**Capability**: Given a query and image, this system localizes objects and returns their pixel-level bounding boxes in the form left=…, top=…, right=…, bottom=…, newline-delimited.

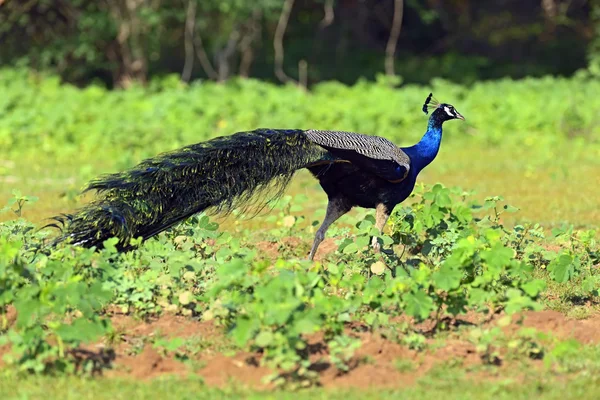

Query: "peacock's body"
left=48, top=94, right=464, bottom=259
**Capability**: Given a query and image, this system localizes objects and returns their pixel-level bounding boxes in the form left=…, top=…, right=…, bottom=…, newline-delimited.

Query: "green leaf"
left=55, top=318, right=108, bottom=343
left=342, top=243, right=358, bottom=254
left=549, top=339, right=582, bottom=361
left=231, top=317, right=259, bottom=347
left=195, top=215, right=207, bottom=228
left=254, top=330, right=274, bottom=347
left=547, top=254, right=575, bottom=283
left=205, top=221, right=219, bottom=231
left=453, top=205, right=473, bottom=223
left=156, top=337, right=185, bottom=353
left=582, top=276, right=600, bottom=294
left=357, top=219, right=373, bottom=230
left=327, top=263, right=340, bottom=275
left=504, top=288, right=541, bottom=314
left=178, top=291, right=194, bottom=305
left=370, top=261, right=386, bottom=275
left=381, top=235, right=394, bottom=245
left=368, top=227, right=381, bottom=236
left=403, top=290, right=435, bottom=320
left=521, top=279, right=546, bottom=297
left=432, top=264, right=462, bottom=291
left=481, top=244, right=514, bottom=270
left=411, top=266, right=431, bottom=285
left=289, top=204, right=304, bottom=212
left=293, top=317, right=320, bottom=334
left=468, top=288, right=491, bottom=305
left=355, top=235, right=370, bottom=248
left=435, top=191, right=452, bottom=208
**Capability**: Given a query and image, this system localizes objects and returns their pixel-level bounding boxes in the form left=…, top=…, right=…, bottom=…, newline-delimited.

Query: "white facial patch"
left=443, top=106, right=454, bottom=117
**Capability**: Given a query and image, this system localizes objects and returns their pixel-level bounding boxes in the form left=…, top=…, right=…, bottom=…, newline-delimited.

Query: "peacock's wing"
left=304, top=129, right=410, bottom=183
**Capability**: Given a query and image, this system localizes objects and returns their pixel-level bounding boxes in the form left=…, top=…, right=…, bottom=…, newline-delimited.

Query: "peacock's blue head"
left=422, top=93, right=465, bottom=123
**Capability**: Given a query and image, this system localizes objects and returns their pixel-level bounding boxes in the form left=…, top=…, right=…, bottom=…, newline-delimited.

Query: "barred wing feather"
left=305, top=129, right=410, bottom=182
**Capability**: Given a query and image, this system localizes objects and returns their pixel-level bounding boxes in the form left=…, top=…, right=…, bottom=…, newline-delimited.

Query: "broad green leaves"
left=423, top=183, right=452, bottom=208
left=206, top=256, right=358, bottom=383
left=548, top=254, right=577, bottom=283
left=432, top=263, right=462, bottom=291
left=1, top=240, right=112, bottom=372
left=403, top=290, right=435, bottom=320
left=0, top=181, right=598, bottom=382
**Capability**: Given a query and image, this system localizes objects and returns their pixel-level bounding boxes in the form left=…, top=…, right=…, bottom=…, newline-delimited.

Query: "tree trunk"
left=105, top=0, right=148, bottom=87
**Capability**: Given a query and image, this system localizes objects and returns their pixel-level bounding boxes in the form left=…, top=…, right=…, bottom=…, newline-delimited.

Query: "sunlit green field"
left=4, top=141, right=600, bottom=231
left=1, top=70, right=600, bottom=398
left=3, top=372, right=600, bottom=400
left=2, top=69, right=600, bottom=229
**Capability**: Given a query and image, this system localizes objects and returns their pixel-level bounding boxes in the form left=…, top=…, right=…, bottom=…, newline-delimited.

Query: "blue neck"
left=402, top=117, right=443, bottom=173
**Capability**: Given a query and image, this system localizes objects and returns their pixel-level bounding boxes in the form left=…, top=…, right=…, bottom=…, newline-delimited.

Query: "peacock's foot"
left=371, top=236, right=381, bottom=253
left=371, top=237, right=395, bottom=256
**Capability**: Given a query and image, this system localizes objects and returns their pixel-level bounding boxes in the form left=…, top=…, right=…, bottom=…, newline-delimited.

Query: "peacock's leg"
left=371, top=203, right=390, bottom=253
left=308, top=198, right=350, bottom=261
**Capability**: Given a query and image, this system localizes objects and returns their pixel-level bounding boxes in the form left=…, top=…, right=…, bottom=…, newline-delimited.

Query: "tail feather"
left=47, top=129, right=327, bottom=250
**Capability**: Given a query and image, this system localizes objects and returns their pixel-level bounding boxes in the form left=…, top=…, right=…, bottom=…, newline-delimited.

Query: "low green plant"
left=1, top=190, right=38, bottom=218
left=0, top=239, right=112, bottom=373
left=0, top=182, right=597, bottom=386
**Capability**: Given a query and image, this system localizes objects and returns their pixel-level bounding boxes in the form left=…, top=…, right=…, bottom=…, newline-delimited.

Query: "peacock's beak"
left=456, top=112, right=465, bottom=121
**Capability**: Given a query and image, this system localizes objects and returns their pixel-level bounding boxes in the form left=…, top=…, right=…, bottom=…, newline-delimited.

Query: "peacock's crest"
left=422, top=92, right=440, bottom=115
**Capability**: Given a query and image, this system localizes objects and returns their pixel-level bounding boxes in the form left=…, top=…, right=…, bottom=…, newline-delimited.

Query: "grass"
left=2, top=132, right=600, bottom=396
left=2, top=368, right=600, bottom=400
left=3, top=140, right=600, bottom=231
left=2, top=72, right=600, bottom=397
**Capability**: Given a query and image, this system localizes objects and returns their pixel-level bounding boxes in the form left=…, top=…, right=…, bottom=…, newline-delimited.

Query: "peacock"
left=47, top=93, right=464, bottom=259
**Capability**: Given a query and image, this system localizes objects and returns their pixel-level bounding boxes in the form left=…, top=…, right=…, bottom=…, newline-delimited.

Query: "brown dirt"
left=255, top=241, right=281, bottom=260
left=3, top=296, right=600, bottom=389
left=113, top=346, right=188, bottom=380
left=109, top=312, right=217, bottom=339
left=317, top=332, right=420, bottom=388
left=255, top=237, right=338, bottom=261
left=313, top=238, right=339, bottom=261
left=514, top=310, right=600, bottom=344
left=0, top=306, right=18, bottom=369
left=196, top=353, right=273, bottom=389
left=102, top=313, right=275, bottom=387
left=90, top=310, right=600, bottom=388
left=2, top=306, right=600, bottom=388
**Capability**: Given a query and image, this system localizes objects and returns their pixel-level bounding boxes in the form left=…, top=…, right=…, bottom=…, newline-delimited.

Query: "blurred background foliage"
left=2, top=0, right=600, bottom=228
left=0, top=0, right=598, bottom=88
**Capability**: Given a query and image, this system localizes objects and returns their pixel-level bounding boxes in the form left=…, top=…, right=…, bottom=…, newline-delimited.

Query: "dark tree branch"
left=274, top=0, right=296, bottom=84
left=181, top=0, right=196, bottom=82
left=299, top=59, right=307, bottom=88
left=385, top=0, right=404, bottom=77
left=310, top=0, right=335, bottom=78
left=319, top=0, right=335, bottom=28
left=542, top=0, right=557, bottom=20
left=239, top=9, right=262, bottom=78
left=217, top=28, right=240, bottom=82
left=192, top=26, right=217, bottom=80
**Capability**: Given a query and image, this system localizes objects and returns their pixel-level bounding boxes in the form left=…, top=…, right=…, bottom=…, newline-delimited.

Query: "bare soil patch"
left=2, top=305, right=600, bottom=388
left=255, top=237, right=337, bottom=261
left=516, top=310, right=600, bottom=344
left=3, top=281, right=600, bottom=389
left=73, top=309, right=599, bottom=389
